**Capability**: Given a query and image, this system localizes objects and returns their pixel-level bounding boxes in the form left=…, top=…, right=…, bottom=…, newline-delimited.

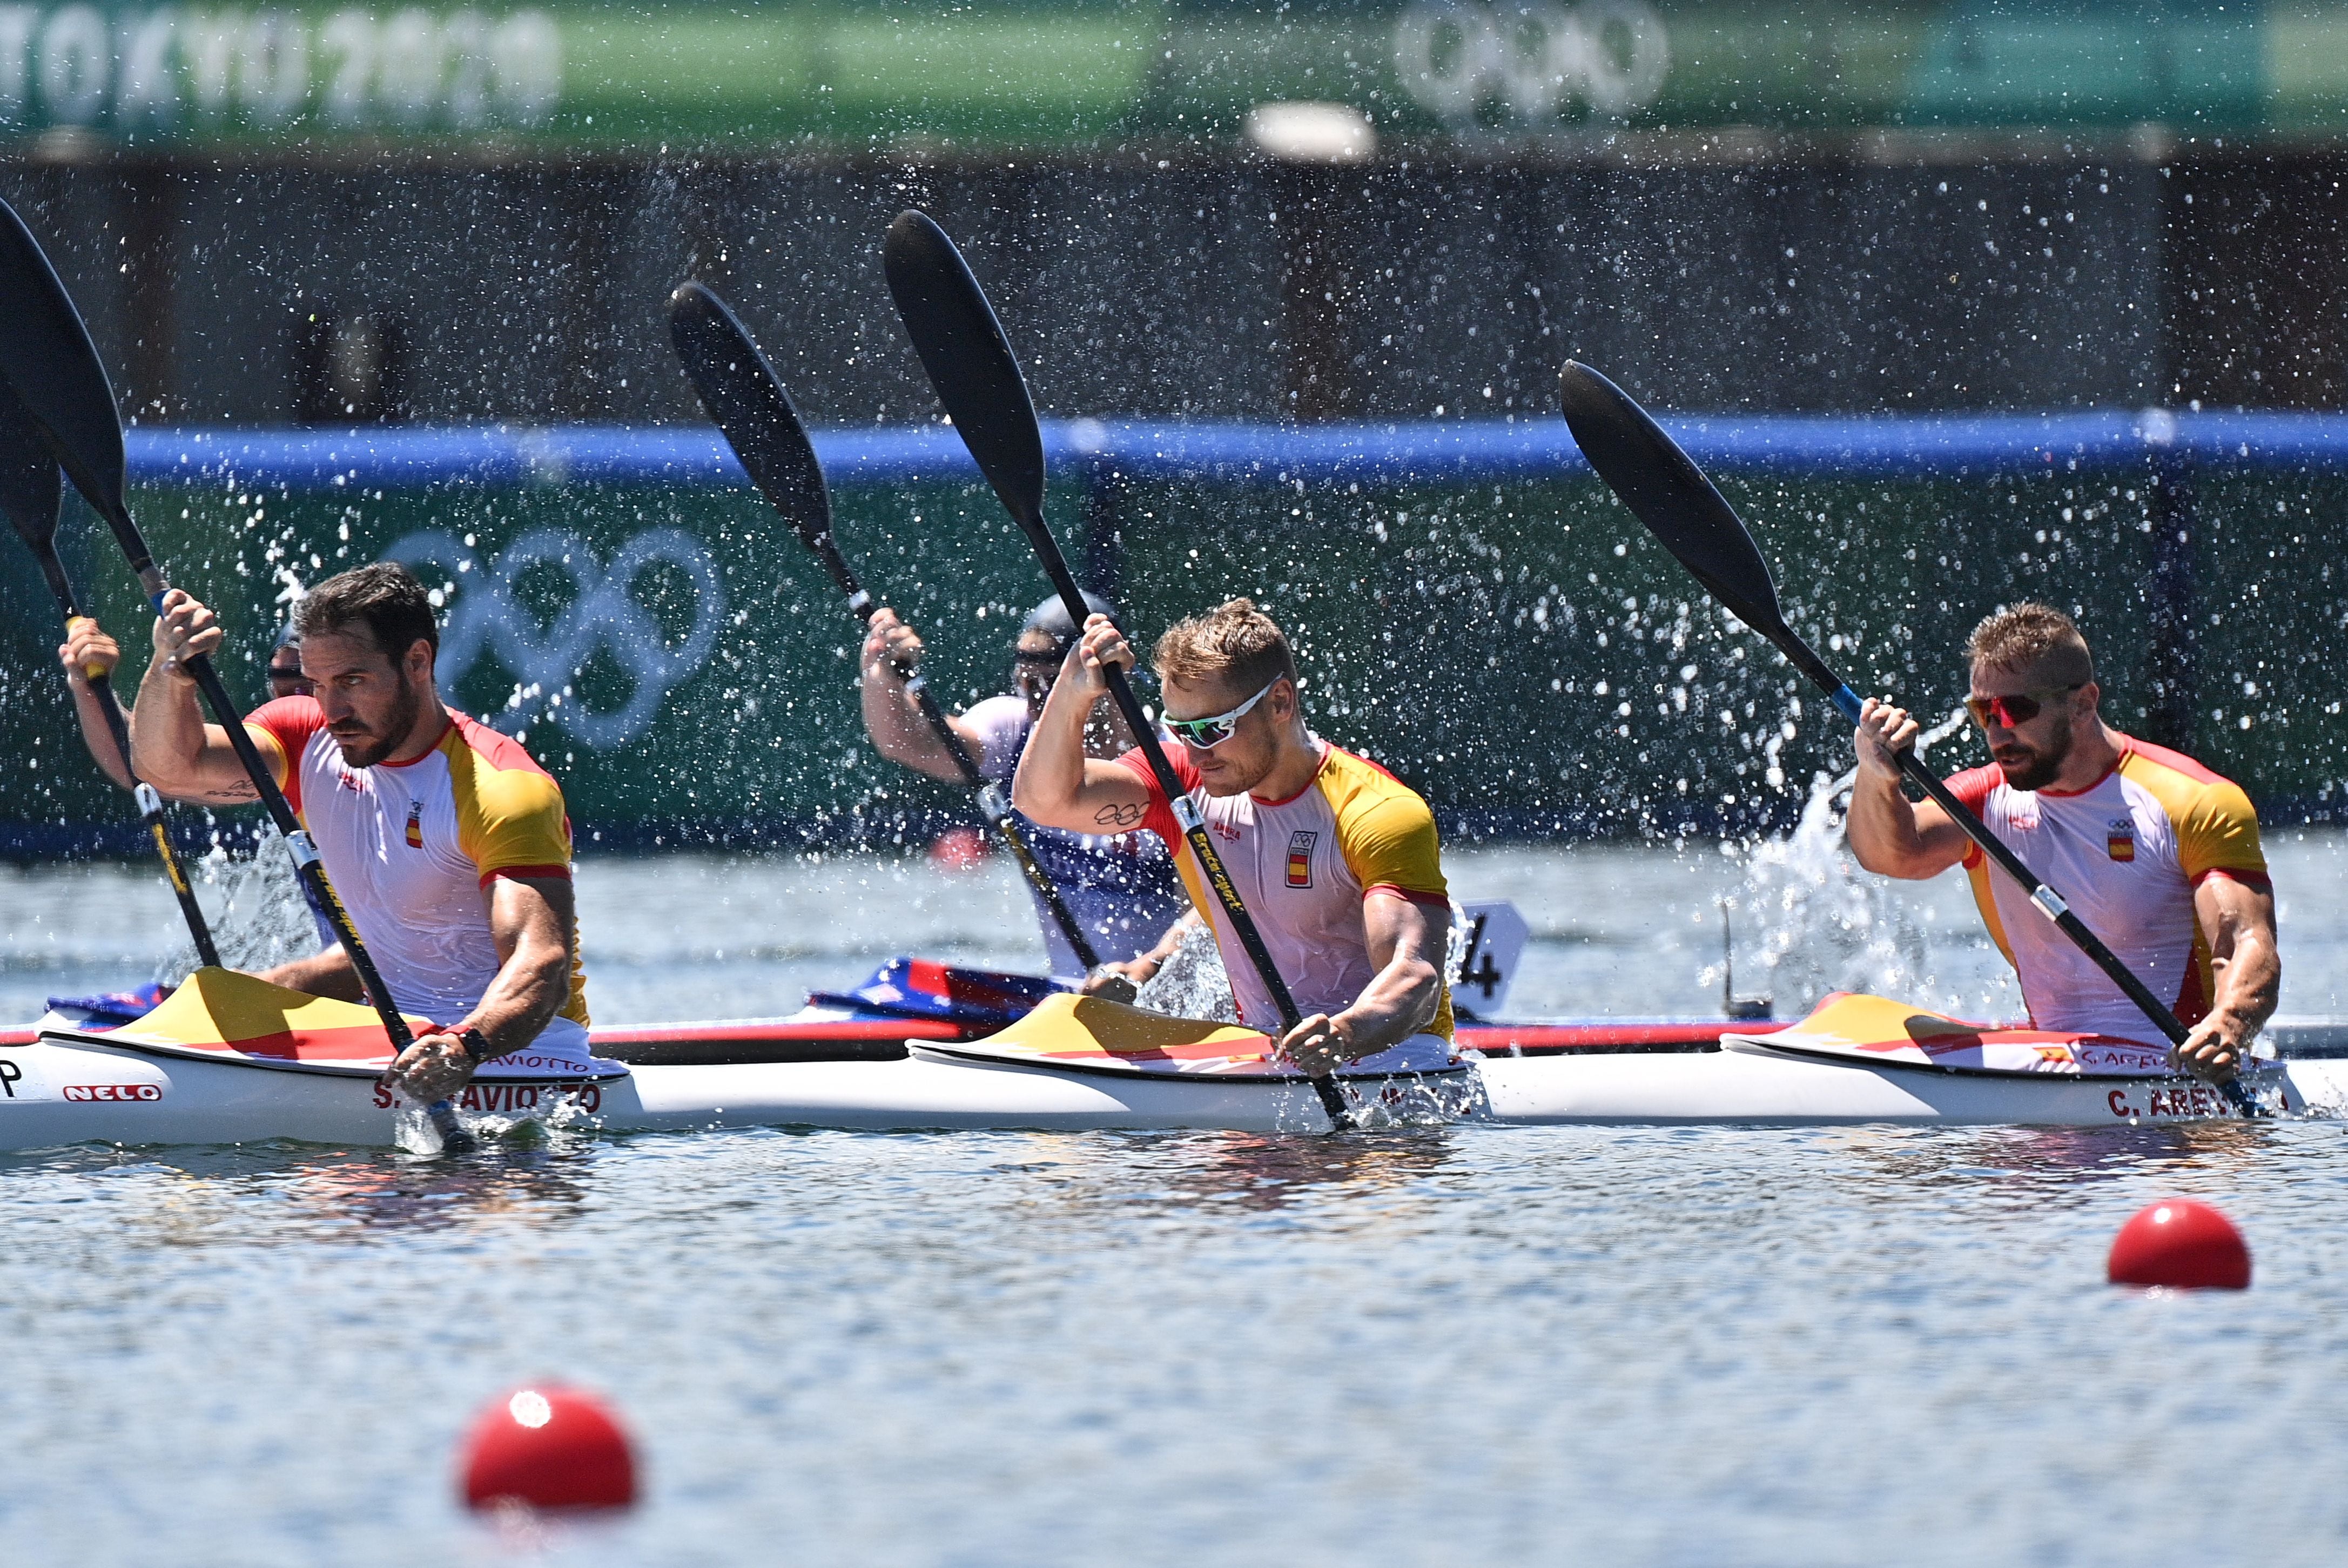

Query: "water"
left=8, top=830, right=2348, bottom=1564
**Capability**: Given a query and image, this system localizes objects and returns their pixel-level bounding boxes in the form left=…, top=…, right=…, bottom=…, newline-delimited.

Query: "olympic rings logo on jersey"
left=386, top=527, right=726, bottom=749
left=1392, top=0, right=1669, bottom=126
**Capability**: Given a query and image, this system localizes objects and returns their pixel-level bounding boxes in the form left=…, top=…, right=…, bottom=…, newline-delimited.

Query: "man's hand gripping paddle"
left=0, top=196, right=474, bottom=1150
left=882, top=208, right=1357, bottom=1132
left=0, top=378, right=220, bottom=968
left=1557, top=360, right=2264, bottom=1117
left=665, top=280, right=1126, bottom=992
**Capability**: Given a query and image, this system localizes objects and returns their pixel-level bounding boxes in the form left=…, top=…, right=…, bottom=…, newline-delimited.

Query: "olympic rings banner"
left=0, top=1, right=2332, bottom=146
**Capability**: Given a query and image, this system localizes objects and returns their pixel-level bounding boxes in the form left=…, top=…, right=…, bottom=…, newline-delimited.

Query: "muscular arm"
left=1341, top=893, right=1449, bottom=1054
left=454, top=876, right=577, bottom=1055
left=129, top=593, right=265, bottom=805
left=1844, top=697, right=1970, bottom=880
left=1010, top=618, right=1154, bottom=835
left=2174, top=876, right=2280, bottom=1079
left=859, top=610, right=988, bottom=784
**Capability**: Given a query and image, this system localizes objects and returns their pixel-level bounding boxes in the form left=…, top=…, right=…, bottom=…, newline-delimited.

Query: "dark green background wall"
left=5, top=458, right=2340, bottom=855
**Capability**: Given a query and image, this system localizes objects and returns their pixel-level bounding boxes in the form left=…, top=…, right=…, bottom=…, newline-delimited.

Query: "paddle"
left=665, top=282, right=1126, bottom=991
left=1557, top=359, right=2264, bottom=1116
left=0, top=194, right=473, bottom=1150
left=882, top=208, right=1357, bottom=1131
left=0, top=379, right=221, bottom=968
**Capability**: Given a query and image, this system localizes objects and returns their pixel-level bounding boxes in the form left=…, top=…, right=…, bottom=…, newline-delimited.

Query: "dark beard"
left=1997, top=720, right=2074, bottom=792
left=331, top=675, right=423, bottom=769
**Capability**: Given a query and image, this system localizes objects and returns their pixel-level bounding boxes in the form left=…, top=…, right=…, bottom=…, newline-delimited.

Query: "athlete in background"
left=1848, top=603, right=2278, bottom=1083
left=1013, top=597, right=1454, bottom=1075
left=61, top=617, right=311, bottom=788
left=860, top=593, right=1187, bottom=986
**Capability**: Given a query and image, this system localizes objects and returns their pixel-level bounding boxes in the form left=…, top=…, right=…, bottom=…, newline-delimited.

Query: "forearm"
left=455, top=940, right=571, bottom=1056
left=2207, top=933, right=2280, bottom=1039
left=130, top=657, right=224, bottom=797
left=69, top=679, right=136, bottom=789
left=1335, top=957, right=1443, bottom=1055
left=861, top=668, right=956, bottom=776
left=258, top=946, right=364, bottom=1001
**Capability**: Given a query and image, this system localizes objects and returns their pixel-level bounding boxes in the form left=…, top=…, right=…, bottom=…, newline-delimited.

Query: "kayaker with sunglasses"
left=1011, top=597, right=1454, bottom=1077
left=860, top=593, right=1187, bottom=986
left=1847, top=602, right=2277, bottom=1083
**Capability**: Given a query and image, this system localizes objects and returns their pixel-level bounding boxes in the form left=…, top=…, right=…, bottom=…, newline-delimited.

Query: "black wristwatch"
left=455, top=1027, right=495, bottom=1065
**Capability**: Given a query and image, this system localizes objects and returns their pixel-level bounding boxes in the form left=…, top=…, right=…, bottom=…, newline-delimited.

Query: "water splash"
left=1728, top=709, right=1973, bottom=1018
left=1133, top=916, right=1237, bottom=1023
left=156, top=825, right=329, bottom=980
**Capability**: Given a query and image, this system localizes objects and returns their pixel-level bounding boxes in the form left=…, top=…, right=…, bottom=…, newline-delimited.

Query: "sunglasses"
left=1964, top=684, right=2082, bottom=730
left=268, top=666, right=311, bottom=688
left=1163, top=677, right=1279, bottom=749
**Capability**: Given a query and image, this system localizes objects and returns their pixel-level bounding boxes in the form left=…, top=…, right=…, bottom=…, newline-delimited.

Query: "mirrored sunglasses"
left=1964, top=684, right=2081, bottom=730
left=1163, top=677, right=1278, bottom=749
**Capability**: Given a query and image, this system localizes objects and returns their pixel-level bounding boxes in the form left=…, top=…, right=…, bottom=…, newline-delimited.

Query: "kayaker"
left=58, top=616, right=311, bottom=789
left=1848, top=602, right=2278, bottom=1082
left=1012, top=597, right=1454, bottom=1075
left=129, top=561, right=592, bottom=1105
left=860, top=593, right=1188, bottom=986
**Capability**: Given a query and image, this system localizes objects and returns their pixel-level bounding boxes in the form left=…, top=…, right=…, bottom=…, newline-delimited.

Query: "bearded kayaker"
left=860, top=592, right=1188, bottom=986
left=129, top=561, right=591, bottom=1103
left=1848, top=603, right=2278, bottom=1083
left=1012, top=597, right=1454, bottom=1075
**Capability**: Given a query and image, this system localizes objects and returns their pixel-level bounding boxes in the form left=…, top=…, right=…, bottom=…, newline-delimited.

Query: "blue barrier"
left=120, top=409, right=2348, bottom=493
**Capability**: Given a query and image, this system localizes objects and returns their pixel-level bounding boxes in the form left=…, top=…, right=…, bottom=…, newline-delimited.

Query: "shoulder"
left=2115, top=735, right=2259, bottom=824
left=963, top=694, right=1030, bottom=742
left=1942, top=763, right=2002, bottom=812
left=1116, top=743, right=1200, bottom=798
left=1319, top=746, right=1435, bottom=827
left=244, top=694, right=326, bottom=756
left=443, top=713, right=566, bottom=815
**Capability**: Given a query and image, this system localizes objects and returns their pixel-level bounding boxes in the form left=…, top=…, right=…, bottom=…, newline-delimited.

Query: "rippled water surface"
left=5, top=835, right=2348, bottom=1564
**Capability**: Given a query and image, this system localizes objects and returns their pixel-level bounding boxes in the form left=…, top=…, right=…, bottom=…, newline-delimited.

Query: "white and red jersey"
left=1946, top=733, right=2268, bottom=1042
left=1115, top=738, right=1454, bottom=1040
left=246, top=698, right=591, bottom=1056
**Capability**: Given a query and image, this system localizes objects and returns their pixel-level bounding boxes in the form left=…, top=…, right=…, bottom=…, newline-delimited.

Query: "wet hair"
left=1019, top=590, right=1118, bottom=656
left=1152, top=597, right=1297, bottom=696
left=1966, top=602, right=2093, bottom=687
left=295, top=561, right=439, bottom=665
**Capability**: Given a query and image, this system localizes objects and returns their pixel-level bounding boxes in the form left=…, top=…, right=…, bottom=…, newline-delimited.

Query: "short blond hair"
left=1966, top=602, right=2094, bottom=687
left=1152, top=597, right=1297, bottom=695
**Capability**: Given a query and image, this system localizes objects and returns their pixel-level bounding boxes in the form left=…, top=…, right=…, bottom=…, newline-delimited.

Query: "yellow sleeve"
left=452, top=759, right=574, bottom=887
left=1336, top=788, right=1449, bottom=903
left=2178, top=779, right=2268, bottom=887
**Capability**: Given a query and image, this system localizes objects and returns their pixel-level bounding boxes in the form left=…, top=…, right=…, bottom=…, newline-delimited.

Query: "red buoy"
left=460, top=1385, right=638, bottom=1511
left=2107, top=1199, right=2251, bottom=1290
left=929, top=825, right=990, bottom=871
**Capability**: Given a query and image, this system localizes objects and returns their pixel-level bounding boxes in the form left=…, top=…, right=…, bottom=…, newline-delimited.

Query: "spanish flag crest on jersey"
left=405, top=800, right=424, bottom=850
left=2106, top=817, right=2135, bottom=862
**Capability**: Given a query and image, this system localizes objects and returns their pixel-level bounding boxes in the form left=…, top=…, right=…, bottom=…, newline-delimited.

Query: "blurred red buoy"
left=2108, top=1199, right=2251, bottom=1290
left=460, top=1385, right=638, bottom=1511
left=929, top=825, right=990, bottom=870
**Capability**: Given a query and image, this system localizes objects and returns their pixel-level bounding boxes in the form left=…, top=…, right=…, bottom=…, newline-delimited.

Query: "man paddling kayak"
left=1849, top=603, right=2278, bottom=1082
left=861, top=593, right=1187, bottom=985
left=1013, top=597, right=1454, bottom=1075
left=130, top=562, right=591, bottom=1103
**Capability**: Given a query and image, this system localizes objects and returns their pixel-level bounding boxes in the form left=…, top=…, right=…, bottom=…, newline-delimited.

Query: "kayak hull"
left=6, top=1026, right=2342, bottom=1152
left=0, top=1028, right=1480, bottom=1150
left=1479, top=1050, right=2346, bottom=1126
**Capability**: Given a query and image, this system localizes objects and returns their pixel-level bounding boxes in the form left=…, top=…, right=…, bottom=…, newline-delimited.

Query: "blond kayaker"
left=1848, top=602, right=2278, bottom=1083
left=1012, top=596, right=1453, bottom=1076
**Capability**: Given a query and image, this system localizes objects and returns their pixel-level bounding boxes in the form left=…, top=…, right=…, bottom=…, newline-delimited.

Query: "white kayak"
left=3, top=975, right=2339, bottom=1152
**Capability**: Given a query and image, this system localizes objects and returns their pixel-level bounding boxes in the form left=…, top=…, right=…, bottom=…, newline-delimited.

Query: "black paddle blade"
left=882, top=210, right=1048, bottom=529
left=0, top=197, right=133, bottom=543
left=0, top=372, right=64, bottom=548
left=1557, top=360, right=1793, bottom=636
left=666, top=281, right=855, bottom=594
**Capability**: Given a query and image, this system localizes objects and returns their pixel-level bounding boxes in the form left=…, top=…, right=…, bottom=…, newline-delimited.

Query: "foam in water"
left=1133, top=916, right=1237, bottom=1022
